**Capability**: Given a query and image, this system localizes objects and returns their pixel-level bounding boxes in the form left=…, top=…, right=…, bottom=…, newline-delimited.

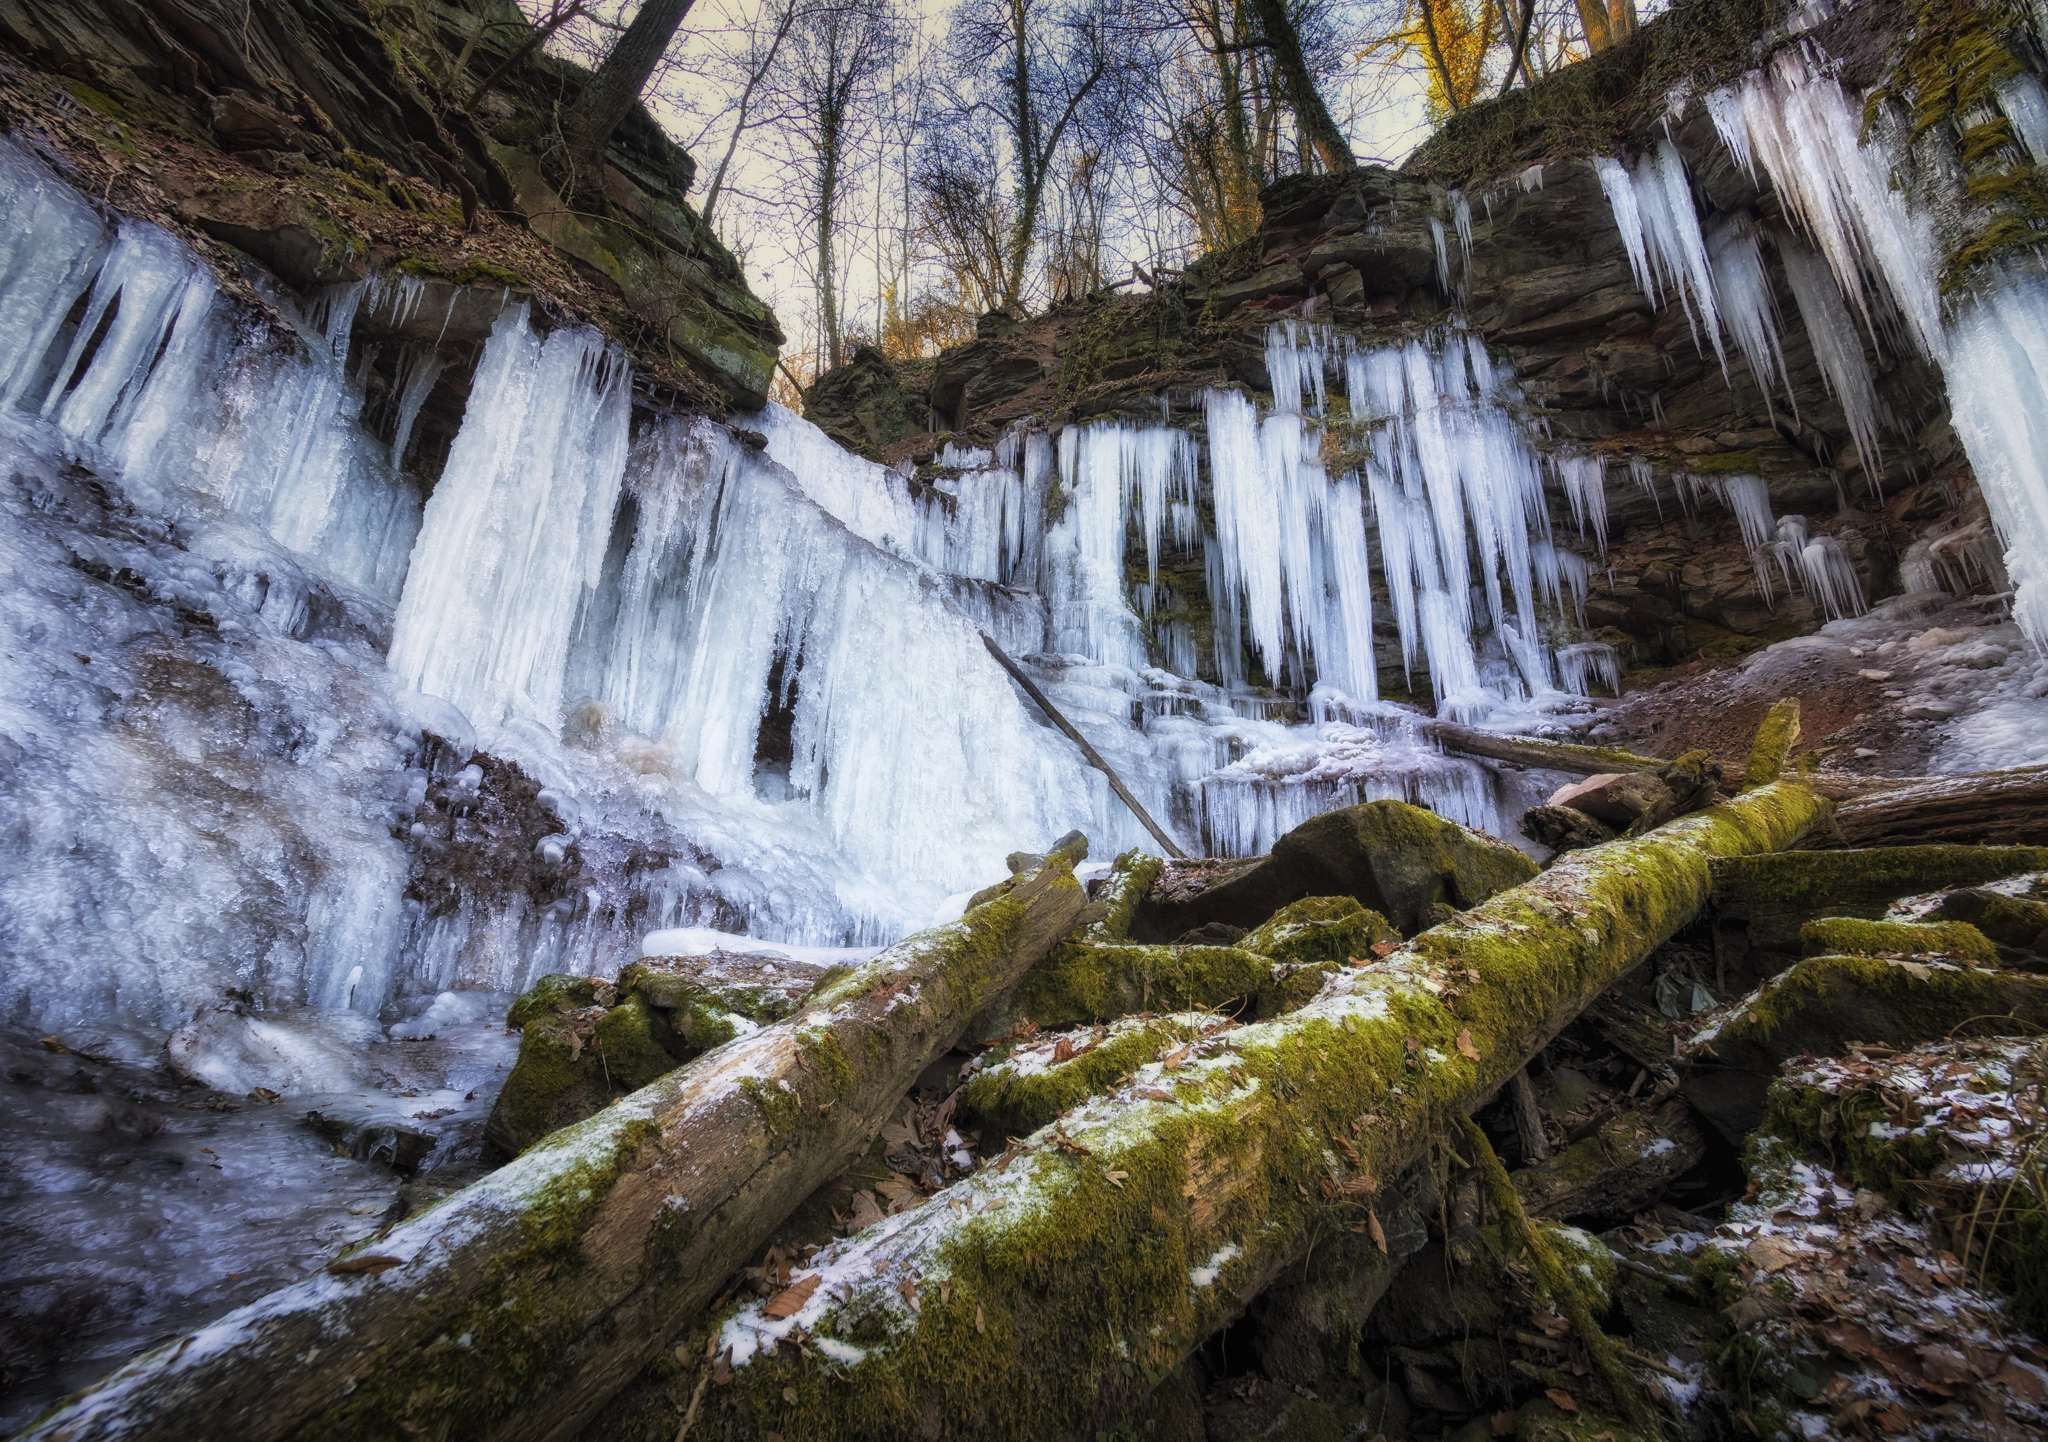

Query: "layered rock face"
left=804, top=0, right=2008, bottom=696
left=0, top=0, right=783, bottom=414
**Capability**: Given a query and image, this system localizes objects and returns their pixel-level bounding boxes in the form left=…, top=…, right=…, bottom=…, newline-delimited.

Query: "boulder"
left=1136, top=800, right=1540, bottom=938
left=1522, top=804, right=1617, bottom=854
left=1924, top=886, right=2048, bottom=952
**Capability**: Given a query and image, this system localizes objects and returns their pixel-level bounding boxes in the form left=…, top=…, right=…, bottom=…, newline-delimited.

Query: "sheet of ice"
left=640, top=927, right=883, bottom=967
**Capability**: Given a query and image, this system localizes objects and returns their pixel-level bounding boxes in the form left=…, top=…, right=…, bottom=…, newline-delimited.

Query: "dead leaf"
left=1105, top=1169, right=1128, bottom=1188
left=939, top=1278, right=952, bottom=1304
left=327, top=1254, right=404, bottom=1276
left=1747, top=1235, right=1800, bottom=1272
left=782, top=1386, right=798, bottom=1404
left=711, top=1359, right=733, bottom=1386
left=1997, top=1357, right=2048, bottom=1403
left=762, top=1274, right=819, bottom=1319
left=1456, top=1029, right=1480, bottom=1062
left=1370, top=941, right=1397, bottom=957
left=1137, top=1086, right=1176, bottom=1103
left=1051, top=1036, right=1077, bottom=1064
left=1367, top=1208, right=1387, bottom=1254
left=976, top=1302, right=986, bottom=1333
left=1918, top=1345, right=1970, bottom=1385
left=1491, top=1411, right=1517, bottom=1437
left=847, top=1190, right=885, bottom=1230
left=1343, top=1175, right=1379, bottom=1198
left=1545, top=1387, right=1579, bottom=1415
left=897, top=1277, right=919, bottom=1312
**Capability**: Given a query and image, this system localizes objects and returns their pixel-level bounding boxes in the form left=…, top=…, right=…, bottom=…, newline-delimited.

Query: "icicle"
left=388, top=306, right=632, bottom=726
left=1778, top=236, right=1887, bottom=476
left=1704, top=85, right=1756, bottom=181
left=1996, top=74, right=2048, bottom=163
left=1430, top=217, right=1451, bottom=293
left=1707, top=215, right=1792, bottom=417
left=1628, top=455, right=1661, bottom=518
left=1557, top=453, right=1610, bottom=553
left=1598, top=142, right=1725, bottom=370
left=1556, top=642, right=1622, bottom=696
left=1942, top=275, right=2048, bottom=648
left=388, top=345, right=445, bottom=469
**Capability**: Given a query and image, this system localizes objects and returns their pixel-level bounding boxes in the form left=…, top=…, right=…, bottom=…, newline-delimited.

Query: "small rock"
left=1854, top=748, right=1879, bottom=758
left=1900, top=697, right=1957, bottom=720
left=1856, top=669, right=1893, bottom=681
left=1544, top=771, right=1674, bottom=826
left=1948, top=642, right=2008, bottom=669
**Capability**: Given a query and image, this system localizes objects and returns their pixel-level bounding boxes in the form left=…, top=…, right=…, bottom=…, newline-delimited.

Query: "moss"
left=738, top=1074, right=810, bottom=1143
left=1718, top=952, right=2048, bottom=1051
left=1710, top=844, right=2048, bottom=950
left=1741, top=698, right=1801, bottom=790
left=1016, top=940, right=1328, bottom=1026
left=304, top=1112, right=661, bottom=1442
left=506, top=972, right=602, bottom=1029
left=1799, top=915, right=1998, bottom=964
left=592, top=995, right=682, bottom=1088
left=453, top=258, right=527, bottom=287
left=1240, top=896, right=1400, bottom=966
left=709, top=784, right=1830, bottom=1440
left=1686, top=449, right=1763, bottom=475
left=1085, top=850, right=1166, bottom=942
left=963, top=1014, right=1219, bottom=1136
left=485, top=1016, right=595, bottom=1157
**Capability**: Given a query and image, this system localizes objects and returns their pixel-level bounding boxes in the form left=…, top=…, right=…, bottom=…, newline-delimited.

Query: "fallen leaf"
left=1367, top=1208, right=1387, bottom=1254
left=782, top=1386, right=798, bottom=1404
left=1918, top=1343, right=1970, bottom=1385
left=711, top=1359, right=733, bottom=1385
left=327, top=1254, right=404, bottom=1276
left=1545, top=1387, right=1579, bottom=1415
left=1105, top=1169, right=1128, bottom=1188
left=1747, top=1235, right=1800, bottom=1272
left=897, top=1277, right=919, bottom=1312
left=763, top=1274, right=819, bottom=1319
left=1456, top=1029, right=1480, bottom=1062
left=1370, top=941, right=1397, bottom=957
left=976, top=1302, right=986, bottom=1333
left=847, top=1190, right=885, bottom=1230
left=1491, top=1411, right=1517, bottom=1437
left=1343, top=1175, right=1379, bottom=1198
left=1997, top=1357, right=2048, bottom=1403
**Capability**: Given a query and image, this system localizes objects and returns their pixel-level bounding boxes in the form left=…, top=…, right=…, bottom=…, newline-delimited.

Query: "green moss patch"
left=1799, top=915, right=1998, bottom=964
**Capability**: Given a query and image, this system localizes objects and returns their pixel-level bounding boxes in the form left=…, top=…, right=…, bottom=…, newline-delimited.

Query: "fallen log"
left=19, top=845, right=1092, bottom=1442
left=1741, top=698, right=1801, bottom=790
left=1809, top=764, right=2048, bottom=847
left=1711, top=844, right=2048, bottom=953
left=1681, top=953, right=2048, bottom=1143
left=690, top=781, right=1831, bottom=1439
left=1420, top=719, right=1666, bottom=776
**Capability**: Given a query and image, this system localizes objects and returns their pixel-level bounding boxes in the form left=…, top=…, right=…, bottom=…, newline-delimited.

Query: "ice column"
left=388, top=306, right=632, bottom=725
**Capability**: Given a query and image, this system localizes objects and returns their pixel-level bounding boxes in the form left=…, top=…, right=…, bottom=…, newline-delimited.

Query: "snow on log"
left=694, top=781, right=1834, bottom=1439
left=17, top=846, right=1091, bottom=1442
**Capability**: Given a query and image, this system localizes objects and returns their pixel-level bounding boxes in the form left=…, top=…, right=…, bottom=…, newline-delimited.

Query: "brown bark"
left=1817, top=766, right=2048, bottom=847
left=21, top=848, right=1090, bottom=1442
left=1419, top=719, right=1666, bottom=776
left=1244, top=0, right=1355, bottom=170
left=558, top=0, right=697, bottom=187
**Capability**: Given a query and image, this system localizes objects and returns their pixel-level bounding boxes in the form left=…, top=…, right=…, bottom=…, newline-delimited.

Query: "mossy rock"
left=1240, top=896, right=1400, bottom=966
left=1138, top=799, right=1538, bottom=939
left=1681, top=954, right=2048, bottom=1143
left=485, top=987, right=705, bottom=1159
left=505, top=972, right=605, bottom=1030
left=961, top=1013, right=1221, bottom=1136
left=1799, top=915, right=1998, bottom=965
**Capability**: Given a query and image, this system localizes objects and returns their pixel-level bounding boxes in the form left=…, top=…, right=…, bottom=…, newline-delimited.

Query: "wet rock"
left=1136, top=799, right=1538, bottom=938
left=302, top=1111, right=436, bottom=1174
left=1239, top=895, right=1400, bottom=966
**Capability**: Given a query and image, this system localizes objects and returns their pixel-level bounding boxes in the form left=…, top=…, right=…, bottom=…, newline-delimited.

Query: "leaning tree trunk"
left=688, top=782, right=1833, bottom=1438
left=20, top=848, right=1090, bottom=1442
left=1244, top=0, right=1355, bottom=171
left=558, top=0, right=697, bottom=189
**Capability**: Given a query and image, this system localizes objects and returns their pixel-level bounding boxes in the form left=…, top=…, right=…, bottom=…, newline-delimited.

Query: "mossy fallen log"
left=1418, top=720, right=1668, bottom=776
left=18, top=847, right=1091, bottom=1442
left=1710, top=844, right=2048, bottom=952
left=687, top=782, right=1830, bottom=1440
left=1798, top=915, right=1998, bottom=965
left=1740, top=698, right=1801, bottom=790
left=1682, top=953, right=2048, bottom=1143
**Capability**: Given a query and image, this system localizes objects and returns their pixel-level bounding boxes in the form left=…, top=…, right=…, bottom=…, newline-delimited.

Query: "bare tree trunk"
left=1244, top=0, right=1354, bottom=169
left=701, top=0, right=796, bottom=225
left=558, top=0, right=698, bottom=188
left=818, top=127, right=844, bottom=368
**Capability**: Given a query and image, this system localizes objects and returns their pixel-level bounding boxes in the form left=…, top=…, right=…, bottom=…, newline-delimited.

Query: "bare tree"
left=558, top=0, right=704, bottom=184
left=777, top=0, right=900, bottom=370
left=913, top=130, right=1020, bottom=316
left=699, top=0, right=801, bottom=223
